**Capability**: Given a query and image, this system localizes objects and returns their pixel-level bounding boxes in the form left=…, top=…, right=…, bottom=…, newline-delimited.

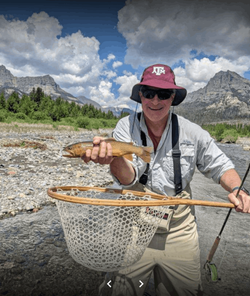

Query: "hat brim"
left=130, top=82, right=187, bottom=106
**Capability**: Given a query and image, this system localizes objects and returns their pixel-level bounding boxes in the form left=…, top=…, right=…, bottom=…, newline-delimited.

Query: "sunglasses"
left=140, top=87, right=174, bottom=101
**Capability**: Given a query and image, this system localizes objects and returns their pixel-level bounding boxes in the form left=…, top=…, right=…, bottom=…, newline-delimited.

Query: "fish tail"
left=139, top=146, right=153, bottom=163
left=123, top=154, right=133, bottom=161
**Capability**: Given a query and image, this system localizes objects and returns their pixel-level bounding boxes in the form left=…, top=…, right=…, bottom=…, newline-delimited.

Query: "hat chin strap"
left=131, top=102, right=139, bottom=138
left=171, top=93, right=175, bottom=103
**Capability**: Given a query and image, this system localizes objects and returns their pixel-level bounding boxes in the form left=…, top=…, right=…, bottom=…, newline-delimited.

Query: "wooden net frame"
left=47, top=186, right=234, bottom=208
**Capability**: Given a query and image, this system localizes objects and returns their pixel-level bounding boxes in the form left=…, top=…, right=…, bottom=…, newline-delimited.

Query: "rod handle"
left=207, top=236, right=220, bottom=262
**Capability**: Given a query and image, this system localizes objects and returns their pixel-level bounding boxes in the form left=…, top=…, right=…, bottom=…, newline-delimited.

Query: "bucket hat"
left=130, top=64, right=187, bottom=106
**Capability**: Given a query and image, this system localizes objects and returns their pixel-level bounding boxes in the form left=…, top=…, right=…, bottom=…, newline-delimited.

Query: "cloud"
left=103, top=70, right=117, bottom=80
left=174, top=56, right=250, bottom=92
left=103, top=54, right=116, bottom=64
left=112, top=72, right=140, bottom=108
left=89, top=80, right=116, bottom=106
left=118, top=0, right=250, bottom=70
left=112, top=61, right=123, bottom=69
left=0, top=10, right=139, bottom=108
left=0, top=12, right=108, bottom=101
left=0, top=11, right=134, bottom=108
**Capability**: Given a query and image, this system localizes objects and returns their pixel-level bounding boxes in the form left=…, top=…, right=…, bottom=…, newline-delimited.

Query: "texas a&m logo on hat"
left=152, top=66, right=165, bottom=76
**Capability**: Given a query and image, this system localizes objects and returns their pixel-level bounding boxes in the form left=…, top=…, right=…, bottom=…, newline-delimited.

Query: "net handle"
left=47, top=186, right=234, bottom=208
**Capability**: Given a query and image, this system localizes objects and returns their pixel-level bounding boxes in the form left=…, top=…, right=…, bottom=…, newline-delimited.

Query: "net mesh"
left=55, top=189, right=166, bottom=271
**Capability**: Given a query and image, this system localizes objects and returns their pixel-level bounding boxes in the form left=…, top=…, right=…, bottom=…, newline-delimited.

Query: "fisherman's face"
left=139, top=87, right=175, bottom=123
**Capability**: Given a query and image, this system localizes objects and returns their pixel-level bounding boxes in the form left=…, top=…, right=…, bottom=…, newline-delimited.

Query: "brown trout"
left=63, top=138, right=153, bottom=163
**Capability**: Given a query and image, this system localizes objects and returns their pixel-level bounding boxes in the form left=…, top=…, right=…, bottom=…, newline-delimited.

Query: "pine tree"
left=7, top=92, right=20, bottom=113
left=30, top=87, right=45, bottom=106
left=0, top=92, right=6, bottom=109
left=19, top=94, right=36, bottom=116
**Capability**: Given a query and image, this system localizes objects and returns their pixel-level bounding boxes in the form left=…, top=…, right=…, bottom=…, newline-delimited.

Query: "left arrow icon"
left=107, top=280, right=112, bottom=288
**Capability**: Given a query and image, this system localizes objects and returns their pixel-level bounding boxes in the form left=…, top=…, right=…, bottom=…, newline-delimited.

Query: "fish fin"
left=123, top=154, right=133, bottom=161
left=144, top=146, right=154, bottom=153
left=139, top=146, right=153, bottom=163
left=104, top=138, right=134, bottom=145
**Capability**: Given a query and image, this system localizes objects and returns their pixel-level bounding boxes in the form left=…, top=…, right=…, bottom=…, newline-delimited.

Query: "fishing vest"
left=137, top=112, right=182, bottom=196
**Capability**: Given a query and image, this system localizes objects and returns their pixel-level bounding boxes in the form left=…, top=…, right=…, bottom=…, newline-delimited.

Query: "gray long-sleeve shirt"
left=112, top=111, right=234, bottom=198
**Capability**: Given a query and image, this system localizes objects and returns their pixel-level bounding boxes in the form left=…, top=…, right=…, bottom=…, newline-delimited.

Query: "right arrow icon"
left=139, top=280, right=144, bottom=288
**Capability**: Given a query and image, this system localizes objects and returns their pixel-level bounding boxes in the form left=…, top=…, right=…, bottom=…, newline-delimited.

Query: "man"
left=82, top=64, right=250, bottom=296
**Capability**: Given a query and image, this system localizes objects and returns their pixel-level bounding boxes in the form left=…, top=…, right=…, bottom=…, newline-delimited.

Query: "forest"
left=0, top=87, right=129, bottom=130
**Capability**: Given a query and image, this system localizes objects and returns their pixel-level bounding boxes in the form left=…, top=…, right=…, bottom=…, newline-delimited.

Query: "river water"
left=218, top=143, right=250, bottom=189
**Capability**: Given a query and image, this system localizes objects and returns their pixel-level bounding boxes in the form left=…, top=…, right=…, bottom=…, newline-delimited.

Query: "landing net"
left=47, top=186, right=167, bottom=271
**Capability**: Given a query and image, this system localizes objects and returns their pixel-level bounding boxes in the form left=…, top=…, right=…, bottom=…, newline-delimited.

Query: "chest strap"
left=171, top=113, right=183, bottom=195
left=138, top=118, right=150, bottom=186
left=137, top=112, right=182, bottom=195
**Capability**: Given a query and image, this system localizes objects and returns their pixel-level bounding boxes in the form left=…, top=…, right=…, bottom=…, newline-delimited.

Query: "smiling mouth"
left=149, top=107, right=163, bottom=111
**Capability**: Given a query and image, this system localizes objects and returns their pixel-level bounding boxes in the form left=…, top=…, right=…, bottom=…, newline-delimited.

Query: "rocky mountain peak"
left=0, top=65, right=14, bottom=86
left=0, top=65, right=79, bottom=103
left=0, top=65, right=113, bottom=112
left=206, top=70, right=250, bottom=93
left=0, top=65, right=10, bottom=73
left=175, top=70, right=250, bottom=124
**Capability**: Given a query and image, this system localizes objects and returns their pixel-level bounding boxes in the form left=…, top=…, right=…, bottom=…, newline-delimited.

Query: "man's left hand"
left=228, top=190, right=250, bottom=213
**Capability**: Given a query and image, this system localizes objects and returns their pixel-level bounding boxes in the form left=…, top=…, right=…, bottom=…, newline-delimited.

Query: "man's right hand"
left=81, top=137, right=114, bottom=165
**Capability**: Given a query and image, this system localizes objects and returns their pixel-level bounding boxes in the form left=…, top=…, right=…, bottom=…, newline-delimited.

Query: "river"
left=218, top=143, right=250, bottom=184
left=0, top=139, right=249, bottom=296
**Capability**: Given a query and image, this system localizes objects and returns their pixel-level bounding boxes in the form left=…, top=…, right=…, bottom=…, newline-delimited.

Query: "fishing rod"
left=204, top=163, right=250, bottom=282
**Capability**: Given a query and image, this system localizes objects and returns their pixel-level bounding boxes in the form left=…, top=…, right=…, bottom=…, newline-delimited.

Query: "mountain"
left=0, top=65, right=133, bottom=115
left=175, top=70, right=250, bottom=124
left=0, top=65, right=101, bottom=107
left=0, top=65, right=80, bottom=103
left=77, top=95, right=102, bottom=109
left=102, top=106, right=134, bottom=117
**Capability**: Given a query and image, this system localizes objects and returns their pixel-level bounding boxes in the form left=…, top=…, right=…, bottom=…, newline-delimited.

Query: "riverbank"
left=235, top=137, right=250, bottom=150
left=0, top=126, right=113, bottom=295
left=0, top=123, right=250, bottom=296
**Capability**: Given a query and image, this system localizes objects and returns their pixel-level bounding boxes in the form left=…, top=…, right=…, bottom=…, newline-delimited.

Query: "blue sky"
left=0, top=0, right=250, bottom=109
left=2, top=1, right=127, bottom=60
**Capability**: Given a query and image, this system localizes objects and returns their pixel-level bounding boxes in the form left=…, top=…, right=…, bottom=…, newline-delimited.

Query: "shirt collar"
left=140, top=109, right=173, bottom=137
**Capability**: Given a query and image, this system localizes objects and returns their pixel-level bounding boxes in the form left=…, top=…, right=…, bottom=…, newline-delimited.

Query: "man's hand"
left=220, top=169, right=250, bottom=213
left=81, top=136, right=135, bottom=185
left=228, top=190, right=250, bottom=213
left=81, top=136, right=114, bottom=165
